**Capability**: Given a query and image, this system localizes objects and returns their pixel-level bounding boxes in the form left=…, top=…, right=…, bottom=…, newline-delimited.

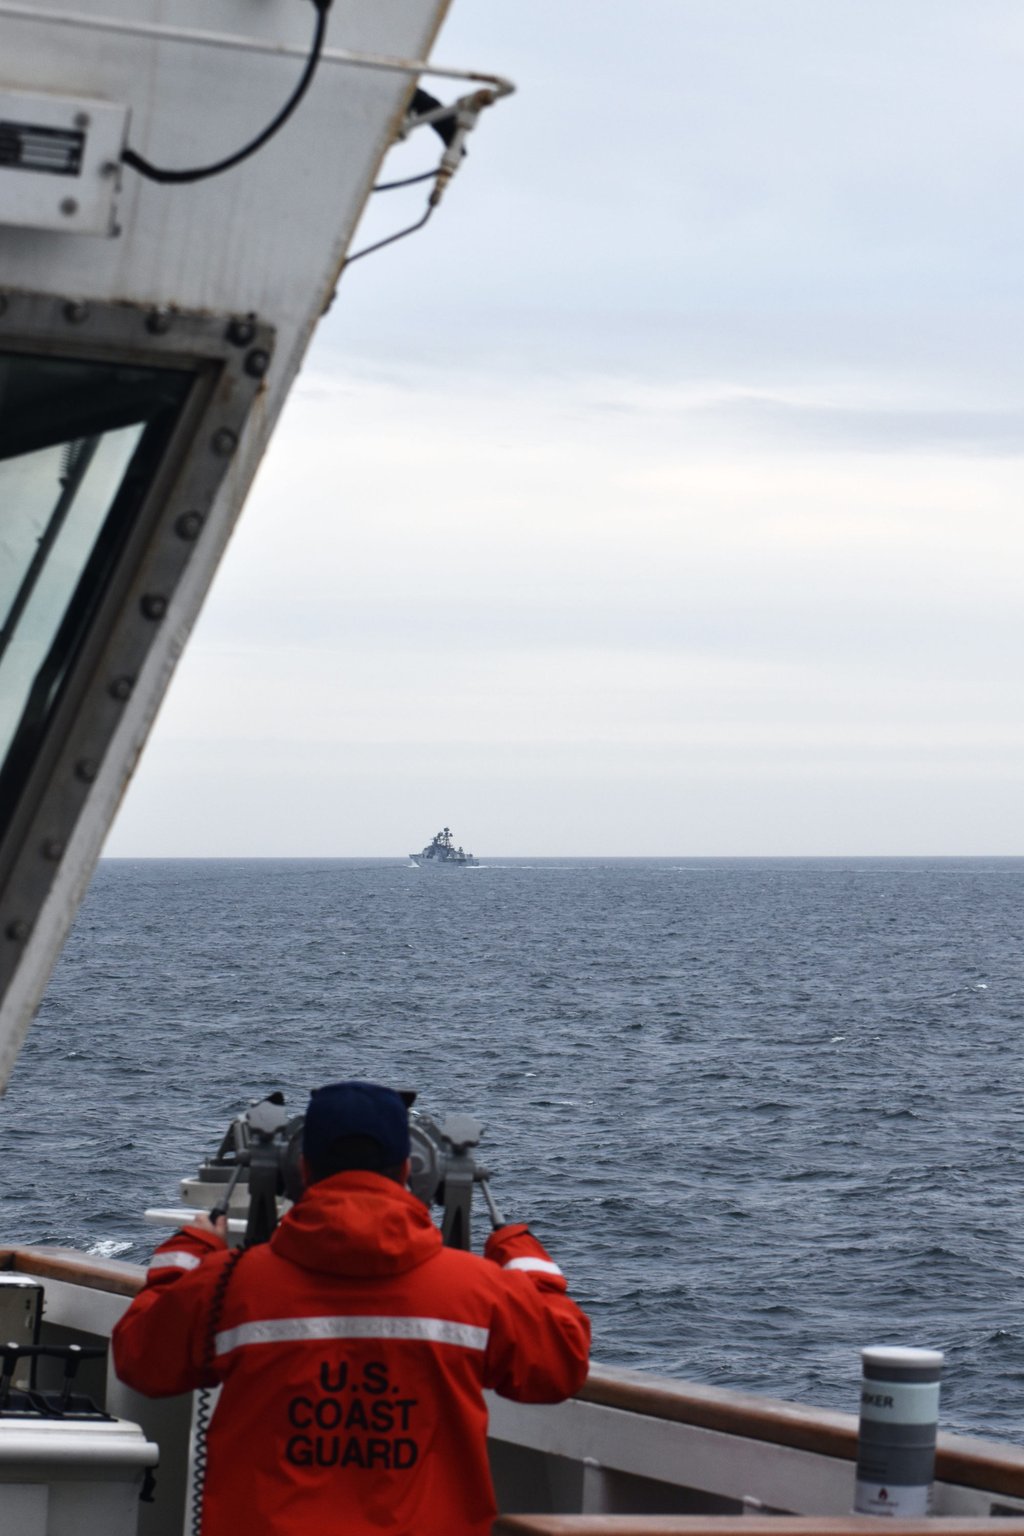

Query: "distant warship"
left=409, top=828, right=478, bottom=866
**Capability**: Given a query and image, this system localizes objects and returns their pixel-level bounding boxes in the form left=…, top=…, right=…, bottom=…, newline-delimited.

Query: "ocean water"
left=3, top=856, right=1024, bottom=1441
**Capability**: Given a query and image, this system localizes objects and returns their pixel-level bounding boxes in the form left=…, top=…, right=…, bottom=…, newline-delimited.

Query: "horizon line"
left=98, top=852, right=1024, bottom=861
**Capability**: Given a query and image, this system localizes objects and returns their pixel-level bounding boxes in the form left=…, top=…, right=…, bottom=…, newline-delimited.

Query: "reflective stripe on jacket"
left=112, top=1172, right=591, bottom=1536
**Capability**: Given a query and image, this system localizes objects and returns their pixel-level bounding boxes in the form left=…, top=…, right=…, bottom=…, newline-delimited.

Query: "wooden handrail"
left=493, top=1523, right=1024, bottom=1536
left=580, top=1366, right=858, bottom=1458
left=0, top=1244, right=145, bottom=1298
left=579, top=1367, right=1024, bottom=1499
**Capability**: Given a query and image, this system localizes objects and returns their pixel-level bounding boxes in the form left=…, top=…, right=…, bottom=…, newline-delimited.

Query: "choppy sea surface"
left=4, top=857, right=1024, bottom=1440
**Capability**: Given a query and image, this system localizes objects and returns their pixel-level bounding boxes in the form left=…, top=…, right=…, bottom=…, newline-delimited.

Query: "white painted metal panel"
left=0, top=1484, right=48, bottom=1534
left=30, top=1274, right=131, bottom=1336
left=489, top=1394, right=859, bottom=1516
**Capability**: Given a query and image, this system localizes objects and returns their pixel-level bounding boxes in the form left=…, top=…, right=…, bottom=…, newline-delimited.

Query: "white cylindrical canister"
left=854, top=1345, right=943, bottom=1517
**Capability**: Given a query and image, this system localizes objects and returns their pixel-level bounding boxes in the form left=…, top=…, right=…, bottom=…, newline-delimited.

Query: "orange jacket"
left=112, top=1173, right=590, bottom=1536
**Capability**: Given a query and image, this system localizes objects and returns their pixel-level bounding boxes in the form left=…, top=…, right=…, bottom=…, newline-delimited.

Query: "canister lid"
left=862, top=1345, right=944, bottom=1381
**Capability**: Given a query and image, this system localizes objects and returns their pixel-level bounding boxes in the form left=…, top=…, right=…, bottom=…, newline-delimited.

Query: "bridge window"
left=0, top=353, right=193, bottom=828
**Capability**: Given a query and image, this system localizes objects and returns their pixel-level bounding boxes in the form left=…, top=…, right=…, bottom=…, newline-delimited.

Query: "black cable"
left=373, top=170, right=440, bottom=192
left=342, top=204, right=435, bottom=269
left=123, top=1, right=331, bottom=187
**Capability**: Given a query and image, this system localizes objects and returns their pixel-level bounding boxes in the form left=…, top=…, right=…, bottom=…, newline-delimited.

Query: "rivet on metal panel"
left=63, top=301, right=89, bottom=324
left=109, top=676, right=134, bottom=702
left=211, top=428, right=238, bottom=457
left=226, top=316, right=257, bottom=347
left=147, top=308, right=173, bottom=335
left=245, top=349, right=271, bottom=379
left=75, top=759, right=99, bottom=784
left=140, top=594, right=168, bottom=621
left=5, top=920, right=30, bottom=943
left=60, top=199, right=79, bottom=217
left=42, top=840, right=65, bottom=862
left=101, top=160, right=120, bottom=179
left=175, top=511, right=204, bottom=541
left=73, top=112, right=91, bottom=130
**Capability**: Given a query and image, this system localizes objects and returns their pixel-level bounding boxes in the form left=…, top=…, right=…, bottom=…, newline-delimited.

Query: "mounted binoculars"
left=182, top=1091, right=504, bottom=1249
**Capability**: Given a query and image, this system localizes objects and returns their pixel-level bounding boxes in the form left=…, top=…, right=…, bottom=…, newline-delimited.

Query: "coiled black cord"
left=190, top=1392, right=214, bottom=1534
left=123, top=0, right=332, bottom=187
left=190, top=1245, right=247, bottom=1536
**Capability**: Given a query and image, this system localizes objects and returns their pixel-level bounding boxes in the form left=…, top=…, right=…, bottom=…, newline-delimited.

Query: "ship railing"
left=489, top=1366, right=1024, bottom=1522
left=4, top=1248, right=1024, bottom=1529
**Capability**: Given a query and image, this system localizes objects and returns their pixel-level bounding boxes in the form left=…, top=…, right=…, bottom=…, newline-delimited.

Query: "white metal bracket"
left=0, top=88, right=127, bottom=236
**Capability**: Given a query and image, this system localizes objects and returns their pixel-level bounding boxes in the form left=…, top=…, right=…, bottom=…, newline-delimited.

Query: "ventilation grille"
left=0, top=121, right=85, bottom=177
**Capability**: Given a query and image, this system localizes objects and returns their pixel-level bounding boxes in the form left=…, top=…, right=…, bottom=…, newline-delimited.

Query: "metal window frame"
left=0, top=288, right=275, bottom=1005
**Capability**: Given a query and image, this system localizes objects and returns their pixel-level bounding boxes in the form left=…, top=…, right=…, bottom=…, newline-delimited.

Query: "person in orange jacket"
left=112, top=1080, right=591, bottom=1536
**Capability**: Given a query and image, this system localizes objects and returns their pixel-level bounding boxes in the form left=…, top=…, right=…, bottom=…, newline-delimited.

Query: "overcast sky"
left=106, top=1, right=1024, bottom=857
